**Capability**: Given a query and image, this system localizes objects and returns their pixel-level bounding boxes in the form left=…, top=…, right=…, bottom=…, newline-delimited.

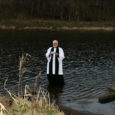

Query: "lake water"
left=0, top=30, right=115, bottom=115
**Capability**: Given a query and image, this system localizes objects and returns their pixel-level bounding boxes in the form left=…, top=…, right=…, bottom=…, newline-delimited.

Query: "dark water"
left=0, top=30, right=115, bottom=115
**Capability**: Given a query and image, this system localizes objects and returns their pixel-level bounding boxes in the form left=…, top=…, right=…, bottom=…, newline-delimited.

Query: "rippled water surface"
left=0, top=30, right=115, bottom=115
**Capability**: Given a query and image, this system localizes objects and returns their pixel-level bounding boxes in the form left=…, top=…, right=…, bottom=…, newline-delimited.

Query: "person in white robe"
left=46, top=40, right=65, bottom=85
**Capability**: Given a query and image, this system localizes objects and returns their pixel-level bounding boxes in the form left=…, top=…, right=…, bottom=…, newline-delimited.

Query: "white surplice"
left=46, top=47, right=65, bottom=75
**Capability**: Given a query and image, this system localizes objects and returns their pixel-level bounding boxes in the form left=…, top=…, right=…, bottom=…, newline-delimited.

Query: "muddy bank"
left=59, top=105, right=101, bottom=115
left=0, top=25, right=115, bottom=31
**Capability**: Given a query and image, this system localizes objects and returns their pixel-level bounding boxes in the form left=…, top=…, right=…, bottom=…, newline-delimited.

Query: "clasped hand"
left=49, top=52, right=58, bottom=56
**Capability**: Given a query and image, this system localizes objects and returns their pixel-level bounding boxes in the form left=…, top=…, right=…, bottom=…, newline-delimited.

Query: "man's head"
left=52, top=40, right=58, bottom=48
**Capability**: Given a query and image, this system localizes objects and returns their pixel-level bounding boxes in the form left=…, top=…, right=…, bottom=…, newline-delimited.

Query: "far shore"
left=0, top=19, right=115, bottom=31
left=0, top=25, right=115, bottom=31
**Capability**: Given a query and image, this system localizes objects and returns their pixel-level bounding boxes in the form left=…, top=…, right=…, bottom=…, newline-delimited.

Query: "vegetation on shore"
left=0, top=94, right=64, bottom=115
left=0, top=53, right=64, bottom=115
left=0, top=19, right=115, bottom=31
left=0, top=1, right=115, bottom=31
left=1, top=19, right=115, bottom=27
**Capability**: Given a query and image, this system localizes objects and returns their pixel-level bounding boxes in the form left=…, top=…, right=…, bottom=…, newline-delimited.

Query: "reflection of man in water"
left=47, top=85, right=64, bottom=104
left=46, top=40, right=65, bottom=85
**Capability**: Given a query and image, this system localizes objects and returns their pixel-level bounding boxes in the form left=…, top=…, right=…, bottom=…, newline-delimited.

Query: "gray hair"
left=52, top=40, right=58, bottom=44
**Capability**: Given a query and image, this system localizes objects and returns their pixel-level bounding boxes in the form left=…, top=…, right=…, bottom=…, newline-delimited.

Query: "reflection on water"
left=0, top=30, right=115, bottom=115
left=47, top=85, right=64, bottom=104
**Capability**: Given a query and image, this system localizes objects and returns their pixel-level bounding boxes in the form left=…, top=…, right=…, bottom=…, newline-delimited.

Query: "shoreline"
left=0, top=19, right=115, bottom=31
left=0, top=25, right=115, bottom=31
left=0, top=96, right=100, bottom=115
left=59, top=105, right=100, bottom=115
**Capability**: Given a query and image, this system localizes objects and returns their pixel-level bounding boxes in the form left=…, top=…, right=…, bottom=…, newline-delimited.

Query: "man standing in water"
left=46, top=40, right=65, bottom=85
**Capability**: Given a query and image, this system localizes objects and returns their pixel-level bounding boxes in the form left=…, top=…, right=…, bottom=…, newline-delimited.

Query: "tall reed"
left=2, top=53, right=64, bottom=115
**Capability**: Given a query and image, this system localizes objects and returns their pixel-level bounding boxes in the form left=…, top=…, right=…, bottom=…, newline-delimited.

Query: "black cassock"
left=46, top=47, right=65, bottom=85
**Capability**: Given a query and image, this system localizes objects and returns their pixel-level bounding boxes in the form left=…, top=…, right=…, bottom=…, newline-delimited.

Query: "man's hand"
left=55, top=53, right=59, bottom=56
left=49, top=52, right=59, bottom=56
left=49, top=52, right=53, bottom=55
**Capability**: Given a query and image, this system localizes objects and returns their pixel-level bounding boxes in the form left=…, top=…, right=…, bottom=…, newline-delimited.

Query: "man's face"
left=53, top=41, right=58, bottom=48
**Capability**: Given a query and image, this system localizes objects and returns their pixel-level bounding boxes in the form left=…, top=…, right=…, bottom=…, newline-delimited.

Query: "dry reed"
left=1, top=53, right=64, bottom=115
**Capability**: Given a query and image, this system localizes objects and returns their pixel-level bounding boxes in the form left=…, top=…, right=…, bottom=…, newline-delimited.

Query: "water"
left=0, top=30, right=115, bottom=115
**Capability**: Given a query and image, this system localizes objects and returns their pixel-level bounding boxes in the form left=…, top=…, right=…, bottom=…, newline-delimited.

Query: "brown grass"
left=0, top=53, right=64, bottom=115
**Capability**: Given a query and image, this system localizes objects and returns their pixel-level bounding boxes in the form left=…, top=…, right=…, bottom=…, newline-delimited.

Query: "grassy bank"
left=0, top=95, right=64, bottom=115
left=0, top=19, right=115, bottom=31
left=0, top=53, right=64, bottom=115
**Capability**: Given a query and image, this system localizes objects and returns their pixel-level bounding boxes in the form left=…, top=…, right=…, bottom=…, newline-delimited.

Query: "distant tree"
left=0, top=0, right=115, bottom=21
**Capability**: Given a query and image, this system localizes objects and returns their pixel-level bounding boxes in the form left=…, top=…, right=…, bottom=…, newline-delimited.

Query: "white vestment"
left=46, top=47, right=65, bottom=75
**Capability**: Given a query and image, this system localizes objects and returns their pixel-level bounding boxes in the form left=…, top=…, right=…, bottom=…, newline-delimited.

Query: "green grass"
left=0, top=19, right=115, bottom=28
left=0, top=96, right=64, bottom=115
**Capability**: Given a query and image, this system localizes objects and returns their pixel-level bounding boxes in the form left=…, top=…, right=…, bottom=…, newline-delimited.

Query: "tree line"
left=0, top=0, right=115, bottom=21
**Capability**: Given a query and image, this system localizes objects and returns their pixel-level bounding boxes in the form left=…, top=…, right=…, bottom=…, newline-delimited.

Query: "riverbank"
left=59, top=105, right=101, bottom=115
left=0, top=19, right=115, bottom=31
left=0, top=96, right=65, bottom=115
left=0, top=96, right=100, bottom=115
